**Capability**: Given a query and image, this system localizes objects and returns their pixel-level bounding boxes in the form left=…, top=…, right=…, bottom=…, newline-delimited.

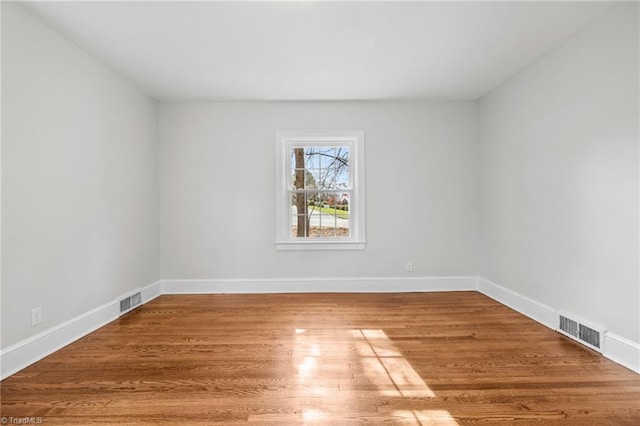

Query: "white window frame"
left=275, top=130, right=366, bottom=251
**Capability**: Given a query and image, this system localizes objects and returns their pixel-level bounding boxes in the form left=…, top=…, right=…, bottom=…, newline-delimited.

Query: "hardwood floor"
left=1, top=292, right=639, bottom=425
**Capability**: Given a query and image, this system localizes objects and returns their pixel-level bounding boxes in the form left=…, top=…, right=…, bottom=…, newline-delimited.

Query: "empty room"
left=1, top=0, right=639, bottom=424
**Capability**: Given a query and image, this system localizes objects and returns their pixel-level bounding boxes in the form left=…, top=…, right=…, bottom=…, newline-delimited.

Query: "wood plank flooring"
left=1, top=292, right=639, bottom=425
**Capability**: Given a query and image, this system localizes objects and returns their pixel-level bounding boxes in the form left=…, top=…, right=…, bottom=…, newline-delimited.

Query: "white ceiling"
left=19, top=1, right=613, bottom=102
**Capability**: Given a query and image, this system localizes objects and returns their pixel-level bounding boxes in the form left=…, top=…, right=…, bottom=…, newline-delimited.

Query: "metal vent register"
left=558, top=313, right=604, bottom=352
left=119, top=291, right=142, bottom=315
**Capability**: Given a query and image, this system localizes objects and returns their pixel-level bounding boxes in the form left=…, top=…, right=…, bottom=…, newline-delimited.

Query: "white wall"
left=478, top=3, right=639, bottom=343
left=160, top=102, right=477, bottom=280
left=1, top=3, right=159, bottom=348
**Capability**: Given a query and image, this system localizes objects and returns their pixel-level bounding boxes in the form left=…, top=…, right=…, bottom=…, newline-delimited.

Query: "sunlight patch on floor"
left=302, top=408, right=328, bottom=422
left=293, top=328, right=436, bottom=398
left=357, top=329, right=435, bottom=398
left=393, top=409, right=459, bottom=425
left=292, top=328, right=457, bottom=424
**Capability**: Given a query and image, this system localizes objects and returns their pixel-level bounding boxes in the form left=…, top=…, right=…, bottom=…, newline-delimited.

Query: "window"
left=275, top=130, right=365, bottom=250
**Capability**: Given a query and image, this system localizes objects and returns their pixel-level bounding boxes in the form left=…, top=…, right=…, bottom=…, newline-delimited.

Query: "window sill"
left=275, top=241, right=366, bottom=251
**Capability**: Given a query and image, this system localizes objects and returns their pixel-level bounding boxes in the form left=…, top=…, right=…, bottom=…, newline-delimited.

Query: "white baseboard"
left=477, top=277, right=557, bottom=329
left=161, top=276, right=477, bottom=294
left=604, top=333, right=640, bottom=374
left=0, top=298, right=119, bottom=380
left=0, top=280, right=162, bottom=380
left=141, top=280, right=163, bottom=303
left=478, top=277, right=640, bottom=374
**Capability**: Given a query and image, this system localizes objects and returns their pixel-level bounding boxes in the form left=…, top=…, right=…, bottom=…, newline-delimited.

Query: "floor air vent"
left=558, top=313, right=604, bottom=353
left=119, top=291, right=142, bottom=316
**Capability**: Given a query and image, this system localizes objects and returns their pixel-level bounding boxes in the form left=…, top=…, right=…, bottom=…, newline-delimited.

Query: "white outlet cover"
left=31, top=308, right=42, bottom=326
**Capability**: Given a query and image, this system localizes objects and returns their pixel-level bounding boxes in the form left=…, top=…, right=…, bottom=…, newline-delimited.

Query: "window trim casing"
left=275, top=130, right=366, bottom=251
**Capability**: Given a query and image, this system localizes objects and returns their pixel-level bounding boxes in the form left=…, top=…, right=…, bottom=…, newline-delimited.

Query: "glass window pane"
left=291, top=147, right=305, bottom=171
left=290, top=145, right=350, bottom=191
left=291, top=215, right=309, bottom=238
left=287, top=143, right=353, bottom=240
left=305, top=169, right=319, bottom=190
left=288, top=190, right=351, bottom=238
left=291, top=168, right=305, bottom=190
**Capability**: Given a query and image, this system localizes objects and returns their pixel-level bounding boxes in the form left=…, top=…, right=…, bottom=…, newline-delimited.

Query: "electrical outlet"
left=31, top=307, right=42, bottom=326
left=405, top=261, right=414, bottom=272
